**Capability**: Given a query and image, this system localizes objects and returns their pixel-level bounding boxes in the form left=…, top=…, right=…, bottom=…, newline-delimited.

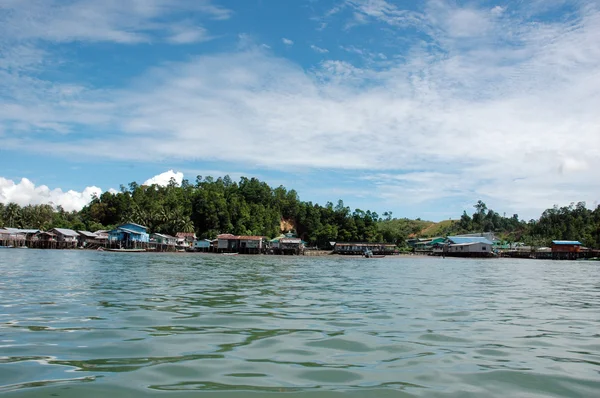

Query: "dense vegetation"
left=1, top=176, right=599, bottom=248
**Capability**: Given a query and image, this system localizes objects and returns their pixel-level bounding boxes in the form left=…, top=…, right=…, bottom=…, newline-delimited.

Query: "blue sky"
left=1, top=0, right=599, bottom=220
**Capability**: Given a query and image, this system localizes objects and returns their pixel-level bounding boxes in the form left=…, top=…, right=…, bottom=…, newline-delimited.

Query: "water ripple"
left=1, top=251, right=600, bottom=397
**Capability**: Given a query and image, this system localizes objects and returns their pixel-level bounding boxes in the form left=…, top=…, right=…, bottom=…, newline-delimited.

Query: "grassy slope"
left=418, top=219, right=458, bottom=237
left=378, top=218, right=459, bottom=241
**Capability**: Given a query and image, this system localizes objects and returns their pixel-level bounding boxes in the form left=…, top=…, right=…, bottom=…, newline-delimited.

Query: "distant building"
left=151, top=233, right=177, bottom=246
left=279, top=237, right=304, bottom=255
left=48, top=228, right=80, bottom=245
left=551, top=240, right=582, bottom=253
left=109, top=223, right=150, bottom=244
left=445, top=236, right=493, bottom=257
left=550, top=240, right=583, bottom=259
left=194, top=239, right=211, bottom=252
left=0, top=229, right=26, bottom=247
left=217, top=234, right=266, bottom=254
left=453, top=232, right=497, bottom=243
left=35, top=231, right=57, bottom=247
left=176, top=232, right=197, bottom=248
left=333, top=242, right=396, bottom=255
left=414, top=237, right=445, bottom=252
left=94, top=230, right=110, bottom=240
left=77, top=231, right=100, bottom=246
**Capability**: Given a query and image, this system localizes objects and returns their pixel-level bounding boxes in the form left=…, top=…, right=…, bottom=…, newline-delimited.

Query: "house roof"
left=118, top=222, right=148, bottom=230
left=447, top=236, right=493, bottom=245
left=176, top=232, right=196, bottom=238
left=280, top=238, right=302, bottom=244
left=78, top=231, right=98, bottom=238
left=552, top=240, right=582, bottom=245
left=50, top=228, right=79, bottom=237
left=217, top=234, right=265, bottom=241
left=4, top=228, right=40, bottom=234
left=153, top=233, right=176, bottom=239
left=116, top=228, right=145, bottom=235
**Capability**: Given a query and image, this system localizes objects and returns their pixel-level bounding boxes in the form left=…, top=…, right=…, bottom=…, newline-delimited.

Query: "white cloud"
left=310, top=44, right=329, bottom=53
left=338, top=0, right=427, bottom=30
left=491, top=6, right=506, bottom=16
left=0, top=0, right=230, bottom=44
left=142, top=170, right=184, bottom=187
left=167, top=25, right=209, bottom=44
left=282, top=38, right=294, bottom=46
left=0, top=177, right=102, bottom=212
left=2, top=2, right=600, bottom=217
left=0, top=170, right=187, bottom=212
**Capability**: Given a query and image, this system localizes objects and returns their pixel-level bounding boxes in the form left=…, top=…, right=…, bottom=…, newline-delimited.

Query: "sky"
left=1, top=0, right=599, bottom=220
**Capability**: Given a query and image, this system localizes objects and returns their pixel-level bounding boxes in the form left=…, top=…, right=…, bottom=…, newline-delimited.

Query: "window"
left=482, top=246, right=486, bottom=251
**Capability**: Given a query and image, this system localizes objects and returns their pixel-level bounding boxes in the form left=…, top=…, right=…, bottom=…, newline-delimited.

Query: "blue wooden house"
left=109, top=222, right=150, bottom=243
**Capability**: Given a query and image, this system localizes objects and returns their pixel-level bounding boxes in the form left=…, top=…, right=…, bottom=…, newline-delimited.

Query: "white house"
left=445, top=236, right=494, bottom=257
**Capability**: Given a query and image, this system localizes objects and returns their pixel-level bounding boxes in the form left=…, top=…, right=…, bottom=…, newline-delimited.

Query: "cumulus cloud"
left=0, top=170, right=186, bottom=212
left=142, top=170, right=184, bottom=187
left=0, top=177, right=102, bottom=212
left=2, top=1, right=600, bottom=218
left=282, top=38, right=294, bottom=46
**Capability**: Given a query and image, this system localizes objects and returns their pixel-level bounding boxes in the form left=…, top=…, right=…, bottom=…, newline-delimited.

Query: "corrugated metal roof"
left=78, top=231, right=98, bottom=238
left=118, top=222, right=148, bottom=230
left=218, top=234, right=265, bottom=241
left=51, top=228, right=79, bottom=237
left=4, top=228, right=40, bottom=234
left=447, top=236, right=493, bottom=245
left=552, top=240, right=582, bottom=245
left=153, top=233, right=176, bottom=239
left=237, top=236, right=265, bottom=241
left=176, top=232, right=196, bottom=238
left=117, top=228, right=145, bottom=235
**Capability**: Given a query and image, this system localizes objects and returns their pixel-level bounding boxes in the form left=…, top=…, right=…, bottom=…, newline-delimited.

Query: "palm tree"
left=4, top=203, right=21, bottom=228
left=179, top=219, right=195, bottom=234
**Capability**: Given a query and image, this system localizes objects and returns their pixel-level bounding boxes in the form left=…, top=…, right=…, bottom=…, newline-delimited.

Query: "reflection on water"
left=1, top=250, right=600, bottom=397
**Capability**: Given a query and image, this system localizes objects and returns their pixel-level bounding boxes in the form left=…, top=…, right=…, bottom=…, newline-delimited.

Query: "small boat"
left=364, top=249, right=385, bottom=258
left=221, top=252, right=238, bottom=256
left=0, top=245, right=14, bottom=249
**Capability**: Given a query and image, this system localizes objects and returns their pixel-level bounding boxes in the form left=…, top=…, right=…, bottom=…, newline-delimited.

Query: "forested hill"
left=1, top=176, right=600, bottom=249
left=379, top=200, right=600, bottom=248
left=0, top=176, right=386, bottom=248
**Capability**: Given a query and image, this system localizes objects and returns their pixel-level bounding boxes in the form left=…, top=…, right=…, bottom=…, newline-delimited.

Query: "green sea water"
left=1, top=250, right=599, bottom=397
